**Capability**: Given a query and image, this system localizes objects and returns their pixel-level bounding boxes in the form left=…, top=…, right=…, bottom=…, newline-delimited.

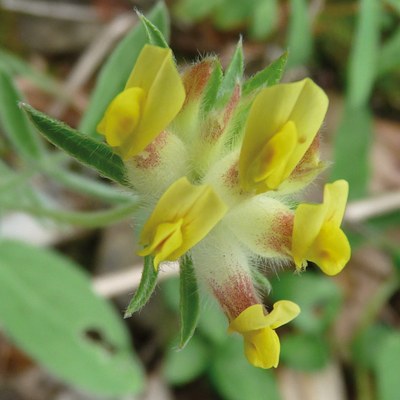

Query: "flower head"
left=97, top=42, right=350, bottom=370
left=229, top=301, right=300, bottom=368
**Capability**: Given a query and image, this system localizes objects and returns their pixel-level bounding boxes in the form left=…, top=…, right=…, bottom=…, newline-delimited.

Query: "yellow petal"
left=139, top=177, right=227, bottom=265
left=243, top=328, right=280, bottom=369
left=239, top=78, right=328, bottom=192
left=97, top=87, right=144, bottom=147
left=324, top=180, right=349, bottom=226
left=123, top=45, right=186, bottom=158
left=263, top=300, right=301, bottom=329
left=306, top=221, right=351, bottom=276
left=244, top=121, right=297, bottom=192
left=228, top=304, right=267, bottom=333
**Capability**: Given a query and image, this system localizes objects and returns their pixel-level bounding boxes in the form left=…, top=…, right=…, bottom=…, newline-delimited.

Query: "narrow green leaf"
left=138, top=11, right=169, bottom=48
left=213, top=0, right=251, bottom=30
left=376, top=333, right=400, bottom=400
left=164, top=335, right=209, bottom=386
left=0, top=240, right=144, bottom=395
left=0, top=67, right=45, bottom=161
left=216, top=38, right=244, bottom=107
left=79, top=3, right=169, bottom=136
left=201, top=59, right=223, bottom=114
left=378, top=28, right=400, bottom=76
left=281, top=333, right=330, bottom=371
left=124, top=256, right=158, bottom=317
left=331, top=105, right=372, bottom=200
left=21, top=103, right=128, bottom=186
left=45, top=168, right=134, bottom=204
left=2, top=200, right=139, bottom=228
left=179, top=255, right=200, bottom=349
left=173, top=0, right=219, bottom=22
left=347, top=0, right=380, bottom=108
left=210, top=337, right=281, bottom=400
left=287, top=0, right=313, bottom=68
left=242, top=52, right=288, bottom=96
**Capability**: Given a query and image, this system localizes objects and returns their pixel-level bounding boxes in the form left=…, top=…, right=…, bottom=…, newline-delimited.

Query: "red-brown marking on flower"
left=133, top=131, right=168, bottom=169
left=223, top=85, right=241, bottom=126
left=210, top=273, right=261, bottom=320
left=256, top=212, right=293, bottom=256
left=223, top=161, right=240, bottom=188
left=292, top=134, right=320, bottom=177
left=182, top=59, right=213, bottom=106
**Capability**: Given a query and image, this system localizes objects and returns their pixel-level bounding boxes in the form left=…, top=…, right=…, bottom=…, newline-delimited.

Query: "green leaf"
left=331, top=105, right=372, bottom=200
left=124, top=256, right=158, bottom=317
left=2, top=200, right=140, bottom=228
left=45, top=168, right=134, bottom=204
left=287, top=0, right=313, bottom=68
left=163, top=335, right=209, bottom=386
left=0, top=67, right=45, bottom=161
left=280, top=333, right=330, bottom=371
left=270, top=272, right=342, bottom=334
left=210, top=337, right=281, bottom=400
left=79, top=2, right=170, bottom=136
left=242, top=52, right=288, bottom=96
left=347, top=0, right=380, bottom=108
left=138, top=11, right=169, bottom=48
left=378, top=28, right=400, bottom=76
left=249, top=0, right=278, bottom=40
left=376, top=332, right=400, bottom=400
left=21, top=103, right=128, bottom=186
left=213, top=0, right=251, bottom=30
left=197, top=296, right=227, bottom=345
left=0, top=240, right=143, bottom=395
left=201, top=59, right=223, bottom=114
left=179, top=255, right=200, bottom=349
left=216, top=38, right=244, bottom=107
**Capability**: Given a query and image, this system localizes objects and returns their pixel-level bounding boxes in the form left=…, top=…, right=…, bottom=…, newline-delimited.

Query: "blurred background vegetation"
left=0, top=0, right=400, bottom=399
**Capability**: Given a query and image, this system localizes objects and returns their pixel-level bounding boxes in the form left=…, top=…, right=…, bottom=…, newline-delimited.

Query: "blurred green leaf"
left=0, top=67, right=45, bottom=161
left=385, top=0, right=400, bottom=14
left=0, top=240, right=143, bottom=396
left=347, top=0, right=380, bottom=108
left=125, top=256, right=158, bottom=317
left=378, top=28, right=400, bottom=75
left=249, top=0, right=278, bottom=40
left=3, top=200, right=140, bottom=228
left=0, top=47, right=61, bottom=96
left=287, top=0, right=313, bottom=68
left=201, top=59, right=223, bottom=114
left=242, top=52, right=288, bottom=96
left=174, top=0, right=220, bottom=22
left=270, top=272, right=342, bottom=334
left=21, top=104, right=128, bottom=187
left=216, top=38, right=244, bottom=107
left=197, top=296, right=227, bottom=345
left=161, top=275, right=180, bottom=312
left=79, top=2, right=170, bottom=137
left=210, top=337, right=281, bottom=400
left=376, top=332, right=400, bottom=400
left=331, top=105, right=372, bottom=200
left=164, top=335, right=209, bottom=386
left=352, top=324, right=392, bottom=369
left=179, top=255, right=200, bottom=348
left=213, top=0, right=250, bottom=30
left=138, top=11, right=169, bottom=48
left=281, top=333, right=330, bottom=371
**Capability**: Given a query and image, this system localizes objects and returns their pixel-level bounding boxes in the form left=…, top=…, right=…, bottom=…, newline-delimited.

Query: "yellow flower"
left=97, top=45, right=185, bottom=159
left=229, top=301, right=300, bottom=368
left=292, top=180, right=351, bottom=275
left=239, top=79, right=328, bottom=193
left=138, top=177, right=227, bottom=269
